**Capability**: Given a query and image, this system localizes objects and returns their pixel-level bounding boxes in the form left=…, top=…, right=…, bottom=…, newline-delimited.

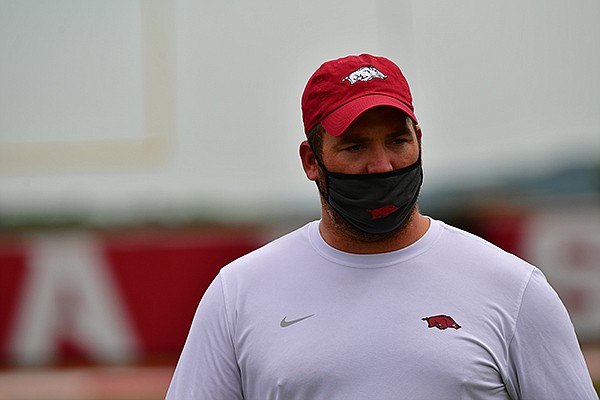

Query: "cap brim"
left=320, top=95, right=417, bottom=137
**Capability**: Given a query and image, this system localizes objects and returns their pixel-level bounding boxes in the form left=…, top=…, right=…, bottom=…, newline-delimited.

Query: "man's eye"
left=348, top=145, right=362, bottom=151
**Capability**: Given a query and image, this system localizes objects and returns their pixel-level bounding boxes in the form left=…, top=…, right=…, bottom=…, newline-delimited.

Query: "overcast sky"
left=0, top=0, right=598, bottom=224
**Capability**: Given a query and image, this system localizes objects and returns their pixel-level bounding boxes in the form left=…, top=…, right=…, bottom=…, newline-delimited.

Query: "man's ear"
left=299, top=140, right=319, bottom=181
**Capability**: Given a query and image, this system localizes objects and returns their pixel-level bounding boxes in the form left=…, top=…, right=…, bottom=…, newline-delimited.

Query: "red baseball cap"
left=301, top=54, right=418, bottom=137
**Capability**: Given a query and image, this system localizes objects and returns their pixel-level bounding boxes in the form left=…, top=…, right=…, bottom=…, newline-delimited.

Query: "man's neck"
left=319, top=212, right=431, bottom=254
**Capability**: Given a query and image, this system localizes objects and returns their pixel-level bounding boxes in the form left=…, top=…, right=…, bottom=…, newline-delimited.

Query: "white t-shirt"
left=166, top=218, right=597, bottom=399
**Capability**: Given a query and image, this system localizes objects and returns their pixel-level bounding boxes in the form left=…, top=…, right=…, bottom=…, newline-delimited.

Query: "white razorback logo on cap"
left=342, top=66, right=387, bottom=84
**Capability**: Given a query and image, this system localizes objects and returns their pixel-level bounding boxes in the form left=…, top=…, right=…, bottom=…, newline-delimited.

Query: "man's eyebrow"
left=389, top=129, right=412, bottom=136
left=336, top=135, right=362, bottom=144
left=337, top=128, right=413, bottom=144
left=335, top=132, right=368, bottom=144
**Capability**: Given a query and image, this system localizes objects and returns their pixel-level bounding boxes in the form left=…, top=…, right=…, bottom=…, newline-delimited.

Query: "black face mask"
left=315, top=154, right=423, bottom=235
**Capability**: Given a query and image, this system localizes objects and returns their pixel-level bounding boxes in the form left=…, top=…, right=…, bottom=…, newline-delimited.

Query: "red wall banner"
left=2, top=205, right=599, bottom=367
left=0, top=229, right=265, bottom=366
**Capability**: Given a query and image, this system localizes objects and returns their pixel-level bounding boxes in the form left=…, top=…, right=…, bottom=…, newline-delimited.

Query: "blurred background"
left=1, top=0, right=599, bottom=398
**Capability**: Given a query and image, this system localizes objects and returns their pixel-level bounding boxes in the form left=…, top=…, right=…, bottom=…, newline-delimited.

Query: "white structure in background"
left=0, top=0, right=598, bottom=222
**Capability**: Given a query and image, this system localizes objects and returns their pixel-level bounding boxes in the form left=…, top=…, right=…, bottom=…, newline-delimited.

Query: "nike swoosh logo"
left=280, top=314, right=315, bottom=328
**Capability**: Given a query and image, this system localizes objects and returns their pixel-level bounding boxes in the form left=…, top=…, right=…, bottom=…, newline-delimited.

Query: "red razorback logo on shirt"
left=422, top=315, right=461, bottom=330
left=367, top=205, right=399, bottom=220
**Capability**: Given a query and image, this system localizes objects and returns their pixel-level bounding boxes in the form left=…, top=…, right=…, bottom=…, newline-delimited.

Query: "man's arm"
left=166, top=274, right=243, bottom=399
left=505, top=269, right=598, bottom=399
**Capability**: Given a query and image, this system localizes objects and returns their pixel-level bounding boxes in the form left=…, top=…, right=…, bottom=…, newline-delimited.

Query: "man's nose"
left=366, top=146, right=394, bottom=174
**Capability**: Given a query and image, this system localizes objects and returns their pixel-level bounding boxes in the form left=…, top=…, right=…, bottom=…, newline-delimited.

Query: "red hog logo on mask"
left=367, top=205, right=399, bottom=220
left=422, top=315, right=461, bottom=330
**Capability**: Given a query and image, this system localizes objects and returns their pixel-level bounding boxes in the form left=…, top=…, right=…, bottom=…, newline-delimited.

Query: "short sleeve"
left=165, top=274, right=243, bottom=400
left=505, top=268, right=597, bottom=399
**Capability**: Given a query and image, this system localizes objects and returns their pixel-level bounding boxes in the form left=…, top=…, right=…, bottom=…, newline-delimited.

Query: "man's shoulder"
left=221, top=220, right=317, bottom=273
left=437, top=219, right=519, bottom=254
left=433, top=218, right=536, bottom=273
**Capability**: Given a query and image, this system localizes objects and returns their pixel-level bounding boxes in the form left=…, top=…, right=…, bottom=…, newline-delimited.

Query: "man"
left=166, top=54, right=597, bottom=399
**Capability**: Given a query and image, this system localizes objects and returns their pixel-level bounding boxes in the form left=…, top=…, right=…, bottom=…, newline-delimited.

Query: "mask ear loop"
left=307, top=142, right=331, bottom=202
